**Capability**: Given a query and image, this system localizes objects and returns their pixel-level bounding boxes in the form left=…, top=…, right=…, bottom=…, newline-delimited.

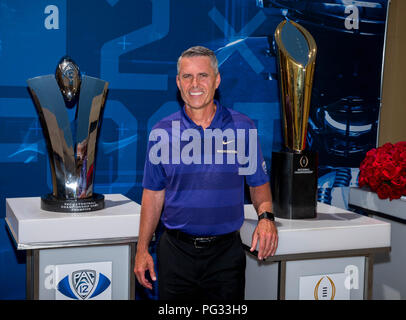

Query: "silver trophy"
left=27, top=56, right=108, bottom=212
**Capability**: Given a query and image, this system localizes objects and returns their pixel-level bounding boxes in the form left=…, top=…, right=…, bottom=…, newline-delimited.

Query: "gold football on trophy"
left=274, top=20, right=317, bottom=153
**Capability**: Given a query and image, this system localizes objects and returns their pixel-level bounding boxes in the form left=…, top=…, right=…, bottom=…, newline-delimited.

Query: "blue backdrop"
left=0, top=0, right=388, bottom=299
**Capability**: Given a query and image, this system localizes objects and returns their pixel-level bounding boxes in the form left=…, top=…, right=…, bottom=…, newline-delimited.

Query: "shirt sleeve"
left=243, top=121, right=269, bottom=187
left=142, top=138, right=167, bottom=191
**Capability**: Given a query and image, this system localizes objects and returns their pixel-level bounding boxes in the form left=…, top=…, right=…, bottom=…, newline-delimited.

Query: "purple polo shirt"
left=142, top=101, right=268, bottom=236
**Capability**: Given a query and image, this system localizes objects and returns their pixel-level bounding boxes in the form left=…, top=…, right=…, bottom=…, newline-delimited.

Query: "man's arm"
left=134, top=188, right=165, bottom=289
left=249, top=182, right=278, bottom=260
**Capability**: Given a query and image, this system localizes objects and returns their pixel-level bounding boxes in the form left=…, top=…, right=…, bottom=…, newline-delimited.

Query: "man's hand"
left=133, top=188, right=165, bottom=290
left=250, top=218, right=278, bottom=260
left=248, top=182, right=278, bottom=260
left=134, top=249, right=157, bottom=290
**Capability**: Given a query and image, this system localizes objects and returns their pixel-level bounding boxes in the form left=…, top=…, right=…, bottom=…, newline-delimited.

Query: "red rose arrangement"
left=358, top=141, right=406, bottom=200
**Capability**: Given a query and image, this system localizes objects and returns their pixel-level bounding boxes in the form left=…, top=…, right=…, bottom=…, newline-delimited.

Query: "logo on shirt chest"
left=217, top=139, right=237, bottom=154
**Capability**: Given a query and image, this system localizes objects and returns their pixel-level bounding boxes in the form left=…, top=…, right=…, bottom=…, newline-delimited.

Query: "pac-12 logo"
left=57, top=269, right=111, bottom=300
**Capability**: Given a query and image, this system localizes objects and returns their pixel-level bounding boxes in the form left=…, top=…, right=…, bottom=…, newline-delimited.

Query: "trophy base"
left=40, top=193, right=105, bottom=213
left=271, top=151, right=318, bottom=219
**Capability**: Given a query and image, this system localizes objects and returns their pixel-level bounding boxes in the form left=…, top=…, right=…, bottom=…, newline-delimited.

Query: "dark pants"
left=157, top=229, right=246, bottom=300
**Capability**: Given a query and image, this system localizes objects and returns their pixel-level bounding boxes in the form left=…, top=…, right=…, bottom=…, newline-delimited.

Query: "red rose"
left=389, top=187, right=403, bottom=200
left=372, top=167, right=384, bottom=182
left=394, top=141, right=406, bottom=149
left=376, top=184, right=391, bottom=199
left=392, top=175, right=406, bottom=188
left=360, top=156, right=374, bottom=170
left=374, top=152, right=392, bottom=166
left=366, top=148, right=377, bottom=158
left=368, top=176, right=381, bottom=191
left=399, top=151, right=406, bottom=166
left=358, top=167, right=376, bottom=189
left=382, top=163, right=402, bottom=180
left=381, top=143, right=394, bottom=152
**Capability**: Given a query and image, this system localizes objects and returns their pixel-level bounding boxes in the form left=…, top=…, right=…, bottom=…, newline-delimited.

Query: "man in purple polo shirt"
left=134, top=46, right=278, bottom=300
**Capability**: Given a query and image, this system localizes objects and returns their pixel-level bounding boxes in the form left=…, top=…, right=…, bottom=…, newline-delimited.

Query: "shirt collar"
left=181, top=100, right=224, bottom=130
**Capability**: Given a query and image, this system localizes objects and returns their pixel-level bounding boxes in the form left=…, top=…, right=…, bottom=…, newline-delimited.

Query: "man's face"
left=176, top=56, right=220, bottom=110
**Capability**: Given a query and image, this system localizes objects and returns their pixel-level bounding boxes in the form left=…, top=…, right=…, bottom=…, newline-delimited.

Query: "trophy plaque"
left=27, top=57, right=108, bottom=212
left=271, top=20, right=318, bottom=219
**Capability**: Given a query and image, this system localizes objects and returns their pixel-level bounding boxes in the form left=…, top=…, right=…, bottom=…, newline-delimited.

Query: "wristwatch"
left=258, top=211, right=275, bottom=222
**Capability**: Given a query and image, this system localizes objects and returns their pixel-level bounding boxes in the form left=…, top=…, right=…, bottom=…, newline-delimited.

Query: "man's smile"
left=189, top=91, right=203, bottom=96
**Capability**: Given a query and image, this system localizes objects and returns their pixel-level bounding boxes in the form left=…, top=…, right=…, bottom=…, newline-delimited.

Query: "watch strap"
left=258, top=211, right=275, bottom=222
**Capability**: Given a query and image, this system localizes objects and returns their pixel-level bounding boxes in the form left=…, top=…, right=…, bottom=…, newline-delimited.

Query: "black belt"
left=165, top=228, right=237, bottom=249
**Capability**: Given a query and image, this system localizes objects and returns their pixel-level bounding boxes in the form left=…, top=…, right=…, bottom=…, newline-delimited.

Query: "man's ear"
left=176, top=74, right=181, bottom=90
left=216, top=73, right=221, bottom=89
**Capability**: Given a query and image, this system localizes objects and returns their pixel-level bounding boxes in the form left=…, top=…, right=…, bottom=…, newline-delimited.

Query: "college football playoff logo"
left=314, top=276, right=336, bottom=300
left=299, top=155, right=309, bottom=168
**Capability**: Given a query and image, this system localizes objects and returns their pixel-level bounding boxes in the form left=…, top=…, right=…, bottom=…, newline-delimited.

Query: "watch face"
left=259, top=212, right=274, bottom=221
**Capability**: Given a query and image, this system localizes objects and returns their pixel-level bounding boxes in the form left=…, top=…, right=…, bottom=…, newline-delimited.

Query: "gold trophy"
left=271, top=20, right=318, bottom=219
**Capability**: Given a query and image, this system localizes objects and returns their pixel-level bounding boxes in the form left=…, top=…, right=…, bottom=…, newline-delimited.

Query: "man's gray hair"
left=177, top=46, right=219, bottom=75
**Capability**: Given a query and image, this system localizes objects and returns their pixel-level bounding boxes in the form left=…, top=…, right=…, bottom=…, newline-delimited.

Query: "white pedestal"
left=4, top=194, right=141, bottom=300
left=242, top=201, right=391, bottom=300
left=349, top=187, right=406, bottom=300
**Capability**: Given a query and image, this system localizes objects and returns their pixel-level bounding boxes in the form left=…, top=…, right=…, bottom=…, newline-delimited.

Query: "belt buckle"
left=193, top=237, right=212, bottom=249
